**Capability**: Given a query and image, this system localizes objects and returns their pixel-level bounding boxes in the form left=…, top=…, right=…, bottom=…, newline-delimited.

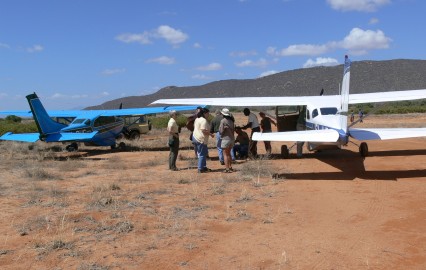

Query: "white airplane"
left=151, top=56, right=426, bottom=158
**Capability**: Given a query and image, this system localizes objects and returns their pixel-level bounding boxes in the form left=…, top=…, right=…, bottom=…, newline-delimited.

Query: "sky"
left=1, top=0, right=426, bottom=110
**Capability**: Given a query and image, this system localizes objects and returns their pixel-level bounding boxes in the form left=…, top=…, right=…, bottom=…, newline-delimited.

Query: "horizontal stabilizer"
left=349, top=128, right=426, bottom=141
left=252, top=129, right=340, bottom=142
left=44, top=131, right=98, bottom=142
left=0, top=132, right=40, bottom=142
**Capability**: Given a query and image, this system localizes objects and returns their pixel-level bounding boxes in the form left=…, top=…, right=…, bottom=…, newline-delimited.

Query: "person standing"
left=186, top=106, right=203, bottom=158
left=210, top=109, right=225, bottom=165
left=358, top=109, right=364, bottom=123
left=259, top=112, right=276, bottom=157
left=296, top=106, right=307, bottom=157
left=192, top=108, right=211, bottom=173
left=219, top=108, right=235, bottom=172
left=167, top=110, right=180, bottom=171
left=241, top=108, right=260, bottom=159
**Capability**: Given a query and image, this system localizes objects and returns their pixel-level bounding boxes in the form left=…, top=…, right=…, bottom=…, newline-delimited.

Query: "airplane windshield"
left=72, top=119, right=87, bottom=124
left=320, top=107, right=338, bottom=115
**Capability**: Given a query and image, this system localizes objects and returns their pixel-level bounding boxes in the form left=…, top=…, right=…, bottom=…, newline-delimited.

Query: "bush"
left=0, top=121, right=38, bottom=135
left=5, top=115, right=22, bottom=123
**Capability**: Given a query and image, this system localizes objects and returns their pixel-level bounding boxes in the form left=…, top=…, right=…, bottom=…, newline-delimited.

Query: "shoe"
left=220, top=161, right=225, bottom=165
left=229, top=167, right=234, bottom=172
left=171, top=168, right=179, bottom=171
left=198, top=169, right=205, bottom=173
left=202, top=167, right=212, bottom=172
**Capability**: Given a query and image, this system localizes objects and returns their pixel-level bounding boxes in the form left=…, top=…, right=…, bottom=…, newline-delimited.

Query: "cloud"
left=146, top=56, right=176, bottom=65
left=259, top=70, right=279, bottom=77
left=192, top=74, right=211, bottom=80
left=235, top=58, right=270, bottom=68
left=369, top=17, right=379, bottom=24
left=27, top=44, right=44, bottom=53
left=115, top=32, right=151, bottom=44
left=229, top=50, right=258, bottom=57
left=303, top=57, right=340, bottom=68
left=0, top=43, right=10, bottom=49
left=50, top=93, right=88, bottom=99
left=268, top=44, right=329, bottom=57
left=101, top=68, right=126, bottom=76
left=196, top=62, right=222, bottom=71
left=268, top=27, right=391, bottom=57
left=115, top=25, right=188, bottom=46
left=326, top=0, right=391, bottom=12
left=155, top=25, right=188, bottom=45
left=193, top=42, right=202, bottom=48
left=338, top=27, right=391, bottom=55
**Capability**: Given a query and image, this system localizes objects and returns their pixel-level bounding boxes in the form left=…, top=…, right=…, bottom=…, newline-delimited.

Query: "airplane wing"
left=96, top=105, right=202, bottom=117
left=152, top=89, right=425, bottom=107
left=0, top=106, right=201, bottom=118
left=151, top=96, right=326, bottom=107
left=0, top=132, right=40, bottom=142
left=349, top=128, right=426, bottom=140
left=349, top=89, right=426, bottom=104
left=0, top=131, right=100, bottom=143
left=43, top=131, right=99, bottom=142
left=252, top=129, right=340, bottom=142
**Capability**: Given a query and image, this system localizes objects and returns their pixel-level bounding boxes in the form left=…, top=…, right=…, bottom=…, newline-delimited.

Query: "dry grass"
left=0, top=113, right=424, bottom=269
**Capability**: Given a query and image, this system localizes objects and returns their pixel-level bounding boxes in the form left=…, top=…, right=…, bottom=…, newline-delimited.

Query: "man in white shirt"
left=241, top=108, right=260, bottom=158
left=192, top=108, right=211, bottom=173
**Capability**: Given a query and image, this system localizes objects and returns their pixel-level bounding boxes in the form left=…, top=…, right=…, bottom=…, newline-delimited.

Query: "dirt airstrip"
left=0, top=113, right=425, bottom=269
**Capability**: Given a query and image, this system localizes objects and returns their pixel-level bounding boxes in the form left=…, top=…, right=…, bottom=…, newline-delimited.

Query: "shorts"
left=221, top=139, right=234, bottom=149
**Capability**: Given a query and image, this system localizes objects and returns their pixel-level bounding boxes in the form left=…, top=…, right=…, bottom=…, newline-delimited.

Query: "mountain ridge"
left=87, top=59, right=426, bottom=109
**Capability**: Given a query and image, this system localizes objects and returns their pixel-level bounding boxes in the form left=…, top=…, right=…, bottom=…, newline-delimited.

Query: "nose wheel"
left=359, top=142, right=368, bottom=157
left=66, top=142, right=79, bottom=152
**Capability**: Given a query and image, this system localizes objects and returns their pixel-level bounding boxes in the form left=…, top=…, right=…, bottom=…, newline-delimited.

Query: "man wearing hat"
left=210, top=109, right=235, bottom=165
left=219, top=108, right=235, bottom=172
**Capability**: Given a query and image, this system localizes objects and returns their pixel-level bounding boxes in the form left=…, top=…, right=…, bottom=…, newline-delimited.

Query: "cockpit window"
left=72, top=119, right=86, bottom=124
left=320, top=107, right=338, bottom=115
left=312, top=109, right=319, bottom=118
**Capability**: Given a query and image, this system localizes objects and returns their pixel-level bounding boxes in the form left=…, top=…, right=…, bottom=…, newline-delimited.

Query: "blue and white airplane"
left=151, top=56, right=426, bottom=157
left=0, top=93, right=200, bottom=151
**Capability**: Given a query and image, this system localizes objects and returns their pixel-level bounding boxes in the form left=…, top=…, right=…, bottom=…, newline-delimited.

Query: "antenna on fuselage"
left=319, top=88, right=324, bottom=96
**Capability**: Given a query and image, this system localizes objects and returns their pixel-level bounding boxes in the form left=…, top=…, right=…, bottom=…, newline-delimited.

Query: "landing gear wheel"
left=66, top=142, right=78, bottom=152
left=281, top=145, right=289, bottom=159
left=129, top=130, right=140, bottom=140
left=359, top=142, right=368, bottom=157
left=118, top=142, right=126, bottom=150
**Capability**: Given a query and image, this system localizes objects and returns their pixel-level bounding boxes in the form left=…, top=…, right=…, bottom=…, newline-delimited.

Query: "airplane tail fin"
left=26, top=93, right=67, bottom=139
left=340, top=55, right=351, bottom=133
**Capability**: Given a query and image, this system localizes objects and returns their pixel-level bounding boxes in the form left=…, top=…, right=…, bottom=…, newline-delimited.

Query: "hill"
left=87, top=59, right=426, bottom=109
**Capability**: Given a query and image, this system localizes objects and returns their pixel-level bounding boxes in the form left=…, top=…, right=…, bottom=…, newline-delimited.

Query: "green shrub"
left=0, top=121, right=38, bottom=135
left=5, top=115, right=22, bottom=123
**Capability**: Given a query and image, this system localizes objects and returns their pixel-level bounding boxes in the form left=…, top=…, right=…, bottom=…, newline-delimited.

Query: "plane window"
left=306, top=110, right=310, bottom=120
left=84, top=119, right=91, bottom=125
left=72, top=119, right=86, bottom=124
left=320, top=107, right=338, bottom=115
left=94, top=116, right=115, bottom=127
left=312, top=109, right=319, bottom=118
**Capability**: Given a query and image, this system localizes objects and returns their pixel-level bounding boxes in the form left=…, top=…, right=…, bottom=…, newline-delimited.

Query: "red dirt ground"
left=0, top=113, right=425, bottom=269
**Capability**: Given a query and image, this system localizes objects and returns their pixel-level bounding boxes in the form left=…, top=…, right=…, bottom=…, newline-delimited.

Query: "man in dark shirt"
left=259, top=112, right=276, bottom=157
left=233, top=127, right=249, bottom=159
